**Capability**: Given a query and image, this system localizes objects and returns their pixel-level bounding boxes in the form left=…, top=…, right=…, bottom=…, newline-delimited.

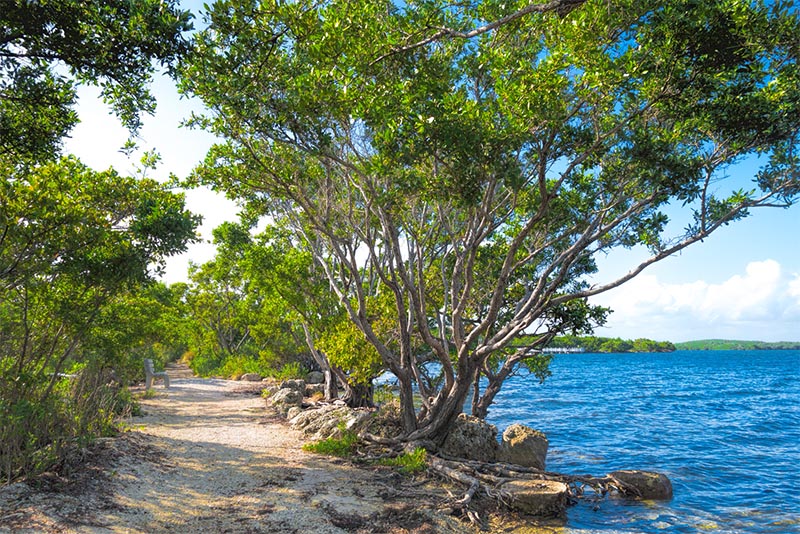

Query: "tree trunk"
left=407, top=366, right=477, bottom=445
left=322, top=368, right=337, bottom=401
left=342, top=381, right=374, bottom=408
left=396, top=373, right=418, bottom=435
left=301, top=323, right=338, bottom=401
left=472, top=365, right=513, bottom=419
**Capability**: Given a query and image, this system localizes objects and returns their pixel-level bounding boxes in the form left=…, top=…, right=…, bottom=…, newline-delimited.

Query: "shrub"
left=0, top=362, right=130, bottom=483
left=302, top=424, right=358, bottom=457
left=378, top=448, right=428, bottom=475
left=270, top=361, right=305, bottom=381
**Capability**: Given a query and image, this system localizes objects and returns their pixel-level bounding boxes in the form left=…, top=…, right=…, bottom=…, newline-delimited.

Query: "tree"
left=245, top=225, right=356, bottom=402
left=1, top=0, right=196, bottom=480
left=0, top=157, right=199, bottom=480
left=182, top=0, right=799, bottom=445
left=1, top=0, right=192, bottom=164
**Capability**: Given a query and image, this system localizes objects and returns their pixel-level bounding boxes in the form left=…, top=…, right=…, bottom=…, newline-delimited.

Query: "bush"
left=302, top=424, right=358, bottom=457
left=270, top=361, right=305, bottom=381
left=378, top=448, right=428, bottom=475
left=0, top=363, right=132, bottom=483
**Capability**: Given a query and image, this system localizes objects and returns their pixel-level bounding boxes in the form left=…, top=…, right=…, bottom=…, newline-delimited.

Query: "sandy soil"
left=0, top=365, right=507, bottom=534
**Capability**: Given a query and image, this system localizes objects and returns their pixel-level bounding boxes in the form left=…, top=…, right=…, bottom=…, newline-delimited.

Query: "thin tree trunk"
left=342, top=381, right=374, bottom=408
left=301, top=322, right=338, bottom=401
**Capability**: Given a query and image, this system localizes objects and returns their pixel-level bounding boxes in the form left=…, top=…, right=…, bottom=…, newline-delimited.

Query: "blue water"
left=485, top=350, right=800, bottom=533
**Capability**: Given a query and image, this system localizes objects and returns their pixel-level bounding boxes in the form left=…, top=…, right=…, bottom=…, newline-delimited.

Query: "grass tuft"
left=378, top=447, right=428, bottom=475
left=302, top=424, right=358, bottom=457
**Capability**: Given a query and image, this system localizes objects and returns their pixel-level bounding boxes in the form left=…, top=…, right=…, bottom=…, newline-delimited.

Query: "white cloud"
left=590, top=260, right=800, bottom=342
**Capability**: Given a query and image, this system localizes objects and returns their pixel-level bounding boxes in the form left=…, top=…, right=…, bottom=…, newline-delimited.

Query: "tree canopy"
left=182, top=0, right=799, bottom=442
left=1, top=0, right=192, bottom=164
left=0, top=0, right=198, bottom=481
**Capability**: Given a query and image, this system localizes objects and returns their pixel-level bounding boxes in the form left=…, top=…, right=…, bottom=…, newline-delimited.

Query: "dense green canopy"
left=1, top=0, right=198, bottom=481
left=183, top=0, right=799, bottom=440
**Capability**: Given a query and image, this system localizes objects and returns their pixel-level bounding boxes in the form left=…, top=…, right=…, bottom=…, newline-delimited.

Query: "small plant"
left=302, top=423, right=358, bottom=457
left=378, top=447, right=428, bottom=475
left=139, top=389, right=158, bottom=399
left=272, top=362, right=305, bottom=381
left=373, top=384, right=397, bottom=405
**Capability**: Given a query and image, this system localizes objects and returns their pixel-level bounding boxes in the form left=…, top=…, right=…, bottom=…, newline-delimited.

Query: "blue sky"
left=65, top=69, right=800, bottom=344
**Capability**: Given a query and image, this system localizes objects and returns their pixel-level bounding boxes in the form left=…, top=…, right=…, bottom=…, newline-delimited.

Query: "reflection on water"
left=486, top=350, right=800, bottom=533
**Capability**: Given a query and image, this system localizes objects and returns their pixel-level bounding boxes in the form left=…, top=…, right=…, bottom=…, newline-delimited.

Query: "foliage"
left=181, top=223, right=311, bottom=378
left=0, top=0, right=196, bottom=481
left=0, top=0, right=191, bottom=164
left=271, top=362, right=306, bottom=381
left=549, top=335, right=675, bottom=353
left=182, top=0, right=800, bottom=442
left=301, top=424, right=359, bottom=457
left=0, top=158, right=198, bottom=482
left=316, top=319, right=384, bottom=387
left=378, top=447, right=428, bottom=475
left=675, top=339, right=800, bottom=351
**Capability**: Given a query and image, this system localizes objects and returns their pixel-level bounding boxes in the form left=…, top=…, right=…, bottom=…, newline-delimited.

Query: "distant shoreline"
left=674, top=340, right=800, bottom=351
left=544, top=336, right=800, bottom=353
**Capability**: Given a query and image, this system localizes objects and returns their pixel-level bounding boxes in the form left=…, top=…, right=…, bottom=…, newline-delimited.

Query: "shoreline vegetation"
left=541, top=336, right=800, bottom=353
left=673, top=339, right=800, bottom=351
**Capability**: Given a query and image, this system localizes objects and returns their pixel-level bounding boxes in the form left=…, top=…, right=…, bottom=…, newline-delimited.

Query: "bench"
left=144, top=358, right=170, bottom=390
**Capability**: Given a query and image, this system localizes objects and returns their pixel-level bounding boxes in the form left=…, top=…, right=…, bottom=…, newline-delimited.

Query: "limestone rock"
left=610, top=470, right=673, bottom=500
left=440, top=413, right=498, bottom=462
left=306, top=371, right=325, bottom=384
left=280, top=379, right=306, bottom=391
left=290, top=404, right=373, bottom=440
left=240, top=372, right=262, bottom=382
left=286, top=406, right=303, bottom=420
left=503, top=479, right=568, bottom=517
left=497, top=424, right=548, bottom=470
left=262, top=385, right=280, bottom=397
left=304, top=383, right=325, bottom=397
left=269, top=388, right=303, bottom=416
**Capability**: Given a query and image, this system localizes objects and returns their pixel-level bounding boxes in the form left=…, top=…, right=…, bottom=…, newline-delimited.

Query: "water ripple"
left=487, top=350, right=800, bottom=533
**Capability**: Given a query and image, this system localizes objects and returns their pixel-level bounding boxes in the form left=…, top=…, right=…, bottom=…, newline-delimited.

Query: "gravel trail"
left=0, top=365, right=478, bottom=533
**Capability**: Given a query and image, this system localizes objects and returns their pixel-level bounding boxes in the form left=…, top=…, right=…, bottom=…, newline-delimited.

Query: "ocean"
left=485, top=350, right=800, bottom=533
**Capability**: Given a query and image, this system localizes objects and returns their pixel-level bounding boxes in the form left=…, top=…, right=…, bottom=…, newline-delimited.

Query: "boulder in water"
left=610, top=470, right=673, bottom=500
left=503, top=479, right=568, bottom=517
left=497, top=424, right=548, bottom=470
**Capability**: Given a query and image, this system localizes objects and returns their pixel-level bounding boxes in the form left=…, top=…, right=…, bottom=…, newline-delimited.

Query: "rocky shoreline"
left=0, top=369, right=673, bottom=533
left=266, top=375, right=674, bottom=520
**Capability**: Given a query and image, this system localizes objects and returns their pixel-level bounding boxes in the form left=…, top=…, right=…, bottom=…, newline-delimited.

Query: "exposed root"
left=425, top=454, right=641, bottom=514
left=429, top=457, right=480, bottom=507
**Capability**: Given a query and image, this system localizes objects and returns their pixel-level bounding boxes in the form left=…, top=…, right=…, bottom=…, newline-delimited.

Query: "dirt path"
left=0, top=365, right=482, bottom=534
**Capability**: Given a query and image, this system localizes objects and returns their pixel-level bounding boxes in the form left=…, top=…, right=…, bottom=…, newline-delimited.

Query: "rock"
left=440, top=413, right=498, bottom=462
left=304, top=383, right=325, bottom=397
left=269, top=388, right=303, bottom=416
left=280, top=379, right=306, bottom=391
left=291, top=405, right=350, bottom=435
left=240, top=372, right=262, bottom=382
left=503, top=479, right=568, bottom=517
left=497, top=424, right=548, bottom=470
left=286, top=406, right=303, bottom=420
left=261, top=385, right=280, bottom=397
left=290, top=404, right=373, bottom=440
left=306, top=371, right=324, bottom=384
left=610, top=470, right=673, bottom=500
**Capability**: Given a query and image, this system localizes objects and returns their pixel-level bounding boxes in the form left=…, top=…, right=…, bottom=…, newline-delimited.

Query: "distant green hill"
left=675, top=339, right=800, bottom=350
